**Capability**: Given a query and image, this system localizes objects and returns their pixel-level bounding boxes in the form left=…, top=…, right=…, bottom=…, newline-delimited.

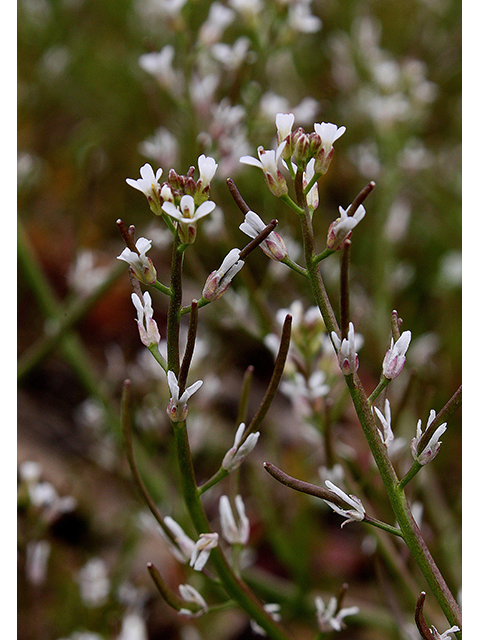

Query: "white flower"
left=166, top=371, right=203, bottom=422
left=198, top=1, right=235, bottom=45
left=250, top=603, right=281, bottom=636
left=288, top=2, right=322, bottom=33
left=197, top=154, right=218, bottom=189
left=331, top=322, right=359, bottom=375
left=219, top=495, right=250, bottom=545
left=117, top=612, right=148, bottom=640
left=18, top=460, right=42, bottom=484
left=77, top=558, right=110, bottom=608
left=239, top=211, right=288, bottom=261
left=131, top=292, right=161, bottom=349
left=410, top=410, right=447, bottom=465
left=276, top=112, right=295, bottom=144
left=374, top=399, right=395, bottom=449
left=429, top=624, right=460, bottom=639
left=210, top=37, right=251, bottom=71
left=189, top=533, right=219, bottom=571
left=280, top=372, right=329, bottom=418
left=314, top=122, right=346, bottom=154
left=326, top=204, right=366, bottom=250
left=313, top=122, right=346, bottom=174
left=178, top=583, right=208, bottom=617
left=222, top=422, right=260, bottom=471
left=315, top=595, right=359, bottom=632
left=202, top=248, right=245, bottom=301
left=382, top=330, right=411, bottom=379
left=240, top=143, right=288, bottom=196
left=162, top=195, right=216, bottom=244
left=138, top=46, right=183, bottom=96
left=126, top=163, right=163, bottom=215
left=25, top=540, right=51, bottom=586
left=303, top=158, right=319, bottom=211
left=117, top=237, right=157, bottom=285
left=323, top=481, right=365, bottom=527
left=163, top=516, right=195, bottom=563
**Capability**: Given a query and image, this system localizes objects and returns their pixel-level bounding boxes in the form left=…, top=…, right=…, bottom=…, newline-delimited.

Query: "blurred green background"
left=18, top=0, right=461, bottom=638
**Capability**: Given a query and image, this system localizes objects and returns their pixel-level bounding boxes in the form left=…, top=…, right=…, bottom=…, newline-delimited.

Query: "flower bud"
left=202, top=249, right=244, bottom=301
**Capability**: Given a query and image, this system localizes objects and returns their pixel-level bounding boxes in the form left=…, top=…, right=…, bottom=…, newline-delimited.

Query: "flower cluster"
left=126, top=155, right=218, bottom=243
left=240, top=113, right=346, bottom=198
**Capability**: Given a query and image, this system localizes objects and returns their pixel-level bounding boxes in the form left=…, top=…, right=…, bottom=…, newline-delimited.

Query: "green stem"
left=368, top=376, right=390, bottom=406
left=151, top=279, right=172, bottom=296
left=312, top=248, right=335, bottom=264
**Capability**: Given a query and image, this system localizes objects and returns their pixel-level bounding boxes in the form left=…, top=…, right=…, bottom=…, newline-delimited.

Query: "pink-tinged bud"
left=295, top=134, right=311, bottom=165
left=331, top=323, right=359, bottom=375
left=168, top=168, right=183, bottom=190
left=382, top=330, right=411, bottom=379
left=308, top=132, right=322, bottom=157
left=184, top=176, right=197, bottom=197
left=239, top=211, right=288, bottom=261
left=202, top=249, right=245, bottom=301
left=326, top=204, right=366, bottom=251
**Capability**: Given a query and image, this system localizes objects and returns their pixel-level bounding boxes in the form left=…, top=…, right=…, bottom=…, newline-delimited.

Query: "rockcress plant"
left=117, top=113, right=461, bottom=640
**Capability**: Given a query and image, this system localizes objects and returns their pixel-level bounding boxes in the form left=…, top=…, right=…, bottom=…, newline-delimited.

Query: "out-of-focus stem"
left=244, top=314, right=292, bottom=439
left=340, top=240, right=351, bottom=340
left=121, top=380, right=177, bottom=546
